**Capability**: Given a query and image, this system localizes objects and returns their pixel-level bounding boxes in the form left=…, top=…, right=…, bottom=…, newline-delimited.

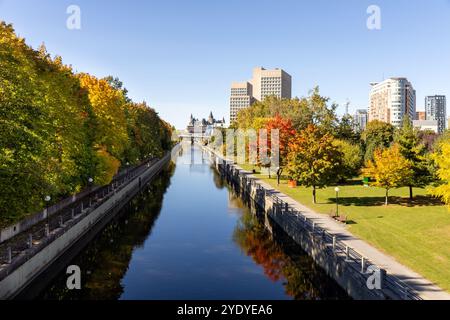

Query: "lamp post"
left=276, top=167, right=281, bottom=186
left=335, top=187, right=340, bottom=218
left=88, top=177, right=93, bottom=207
left=44, top=195, right=51, bottom=235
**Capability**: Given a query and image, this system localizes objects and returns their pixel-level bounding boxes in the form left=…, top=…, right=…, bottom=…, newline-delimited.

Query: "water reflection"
left=232, top=199, right=348, bottom=300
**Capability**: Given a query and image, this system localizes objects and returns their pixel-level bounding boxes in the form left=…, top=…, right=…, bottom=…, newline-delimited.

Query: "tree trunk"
left=313, top=186, right=317, bottom=204
left=385, top=189, right=389, bottom=206
left=409, top=186, right=413, bottom=201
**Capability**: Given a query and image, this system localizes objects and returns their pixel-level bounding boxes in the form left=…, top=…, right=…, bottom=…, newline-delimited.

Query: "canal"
left=28, top=144, right=348, bottom=300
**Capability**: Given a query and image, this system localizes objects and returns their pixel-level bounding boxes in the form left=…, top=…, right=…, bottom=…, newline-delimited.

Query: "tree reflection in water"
left=232, top=194, right=349, bottom=300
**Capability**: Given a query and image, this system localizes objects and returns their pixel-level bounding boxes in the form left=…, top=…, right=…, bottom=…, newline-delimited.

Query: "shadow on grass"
left=328, top=195, right=443, bottom=207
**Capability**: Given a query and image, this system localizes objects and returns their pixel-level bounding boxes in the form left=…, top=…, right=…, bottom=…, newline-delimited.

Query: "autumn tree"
left=362, top=144, right=413, bottom=205
left=286, top=125, right=342, bottom=204
left=259, top=115, right=297, bottom=179
left=0, top=22, right=173, bottom=225
left=235, top=87, right=337, bottom=135
left=432, top=139, right=450, bottom=209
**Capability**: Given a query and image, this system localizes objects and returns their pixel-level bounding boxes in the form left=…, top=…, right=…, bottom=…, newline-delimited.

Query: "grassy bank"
left=240, top=164, right=450, bottom=292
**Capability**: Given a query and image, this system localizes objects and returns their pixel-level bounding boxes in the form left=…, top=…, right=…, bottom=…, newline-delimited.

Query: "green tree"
left=286, top=125, right=342, bottom=204
left=362, top=120, right=395, bottom=162
left=336, top=114, right=360, bottom=143
left=333, top=139, right=363, bottom=181
left=395, top=117, right=432, bottom=200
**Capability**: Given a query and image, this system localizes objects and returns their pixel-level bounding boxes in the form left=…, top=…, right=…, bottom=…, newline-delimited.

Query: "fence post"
left=285, top=202, right=288, bottom=213
left=346, top=246, right=350, bottom=261
left=28, top=234, right=33, bottom=248
left=361, top=257, right=366, bottom=273
left=7, top=247, right=12, bottom=264
left=332, top=236, right=336, bottom=251
left=404, top=287, right=409, bottom=300
left=81, top=201, right=84, bottom=212
left=45, top=224, right=50, bottom=237
left=380, top=268, right=386, bottom=291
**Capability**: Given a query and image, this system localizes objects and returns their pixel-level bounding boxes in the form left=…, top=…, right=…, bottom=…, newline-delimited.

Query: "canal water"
left=32, top=144, right=348, bottom=300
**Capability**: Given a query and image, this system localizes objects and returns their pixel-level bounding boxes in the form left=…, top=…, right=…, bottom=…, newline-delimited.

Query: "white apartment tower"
left=369, top=78, right=416, bottom=127
left=229, top=67, right=292, bottom=123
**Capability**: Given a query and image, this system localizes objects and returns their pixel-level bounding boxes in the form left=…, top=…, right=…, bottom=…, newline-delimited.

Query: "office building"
left=229, top=82, right=254, bottom=123
left=251, top=67, right=292, bottom=101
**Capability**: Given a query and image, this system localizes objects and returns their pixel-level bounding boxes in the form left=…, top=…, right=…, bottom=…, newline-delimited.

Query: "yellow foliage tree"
left=432, top=140, right=450, bottom=209
left=78, top=73, right=129, bottom=160
left=95, top=148, right=121, bottom=186
left=362, top=144, right=413, bottom=205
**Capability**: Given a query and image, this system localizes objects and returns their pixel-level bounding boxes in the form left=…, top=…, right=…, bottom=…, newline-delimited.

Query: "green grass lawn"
left=239, top=164, right=450, bottom=292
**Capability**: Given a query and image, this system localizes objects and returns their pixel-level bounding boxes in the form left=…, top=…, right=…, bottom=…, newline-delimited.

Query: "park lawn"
left=239, top=164, right=450, bottom=292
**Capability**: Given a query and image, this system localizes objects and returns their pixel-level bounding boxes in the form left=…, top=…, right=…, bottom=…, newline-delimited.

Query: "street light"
left=88, top=177, right=94, bottom=207
left=335, top=187, right=340, bottom=218
left=44, top=195, right=51, bottom=234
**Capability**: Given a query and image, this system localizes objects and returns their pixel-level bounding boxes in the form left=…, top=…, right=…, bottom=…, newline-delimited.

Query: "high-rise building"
left=353, top=109, right=368, bottom=131
left=425, top=95, right=446, bottom=134
left=368, top=78, right=416, bottom=128
left=251, top=67, right=292, bottom=101
left=229, top=82, right=254, bottom=123
left=229, top=67, right=292, bottom=123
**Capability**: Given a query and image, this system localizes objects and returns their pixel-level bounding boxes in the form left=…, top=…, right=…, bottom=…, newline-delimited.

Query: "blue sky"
left=1, top=0, right=449, bottom=128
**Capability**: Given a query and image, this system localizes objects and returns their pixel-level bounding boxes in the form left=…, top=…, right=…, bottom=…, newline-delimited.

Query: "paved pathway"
left=248, top=173, right=450, bottom=300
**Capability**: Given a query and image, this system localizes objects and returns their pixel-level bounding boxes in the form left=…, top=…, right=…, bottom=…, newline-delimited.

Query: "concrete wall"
left=0, top=149, right=176, bottom=300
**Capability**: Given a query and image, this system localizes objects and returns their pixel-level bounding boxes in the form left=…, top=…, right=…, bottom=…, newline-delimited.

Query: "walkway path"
left=242, top=169, right=450, bottom=300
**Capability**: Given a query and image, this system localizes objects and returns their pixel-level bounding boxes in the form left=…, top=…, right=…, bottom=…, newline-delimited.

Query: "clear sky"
left=1, top=0, right=449, bottom=129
